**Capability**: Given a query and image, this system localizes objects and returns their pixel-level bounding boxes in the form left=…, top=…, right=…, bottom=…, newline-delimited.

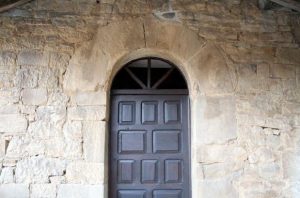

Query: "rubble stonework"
left=0, top=0, right=299, bottom=197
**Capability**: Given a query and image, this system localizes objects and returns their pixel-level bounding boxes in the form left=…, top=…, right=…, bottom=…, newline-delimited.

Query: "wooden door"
left=110, top=93, right=190, bottom=198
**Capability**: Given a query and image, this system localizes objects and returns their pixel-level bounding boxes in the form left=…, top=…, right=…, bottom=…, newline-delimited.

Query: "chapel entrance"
left=109, top=58, right=190, bottom=198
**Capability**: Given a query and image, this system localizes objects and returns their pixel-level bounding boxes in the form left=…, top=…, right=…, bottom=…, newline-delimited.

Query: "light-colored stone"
left=0, top=105, right=19, bottom=114
left=197, top=176, right=238, bottom=198
left=15, top=156, right=66, bottom=183
left=83, top=121, right=105, bottom=163
left=283, top=151, right=300, bottom=181
left=21, top=88, right=47, bottom=105
left=0, top=51, right=16, bottom=66
left=0, top=114, right=27, bottom=133
left=194, top=95, right=237, bottom=144
left=0, top=167, right=14, bottom=184
left=17, top=50, right=49, bottom=66
left=28, top=106, right=66, bottom=139
left=68, top=106, right=106, bottom=121
left=14, top=67, right=39, bottom=88
left=197, top=144, right=247, bottom=164
left=57, top=184, right=104, bottom=198
left=0, top=184, right=29, bottom=198
left=31, top=184, right=56, bottom=198
left=75, top=91, right=106, bottom=106
left=66, top=161, right=104, bottom=184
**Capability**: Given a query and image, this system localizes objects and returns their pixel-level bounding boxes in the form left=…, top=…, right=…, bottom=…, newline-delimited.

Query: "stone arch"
left=63, top=16, right=237, bottom=198
left=63, top=16, right=236, bottom=97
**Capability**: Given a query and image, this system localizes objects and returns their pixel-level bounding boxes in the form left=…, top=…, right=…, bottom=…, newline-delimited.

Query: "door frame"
left=108, top=89, right=191, bottom=198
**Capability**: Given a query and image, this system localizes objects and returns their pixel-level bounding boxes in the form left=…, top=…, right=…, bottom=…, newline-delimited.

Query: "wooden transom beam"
left=0, top=0, right=33, bottom=13
left=259, top=0, right=300, bottom=12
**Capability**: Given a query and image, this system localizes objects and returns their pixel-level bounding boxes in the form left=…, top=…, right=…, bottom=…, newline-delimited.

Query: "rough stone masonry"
left=0, top=0, right=300, bottom=198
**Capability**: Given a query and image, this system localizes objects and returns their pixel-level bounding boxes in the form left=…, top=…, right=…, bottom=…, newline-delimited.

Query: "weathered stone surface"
left=68, top=106, right=106, bottom=121
left=270, top=64, right=296, bottom=79
left=31, top=184, right=56, bottom=198
left=0, top=114, right=27, bottom=133
left=83, top=121, right=105, bottom=163
left=276, top=48, right=300, bottom=64
left=0, top=51, right=16, bottom=66
left=194, top=95, right=237, bottom=144
left=197, top=144, right=247, bottom=164
left=66, top=161, right=104, bottom=184
left=0, top=167, right=14, bottom=184
left=74, top=91, right=106, bottom=106
left=0, top=2, right=299, bottom=197
left=21, top=88, right=47, bottom=105
left=28, top=106, right=66, bottom=139
left=57, top=184, right=104, bottom=198
left=17, top=50, right=49, bottom=66
left=15, top=156, right=66, bottom=183
left=0, top=184, right=29, bottom=198
left=0, top=105, right=19, bottom=114
left=283, top=151, right=300, bottom=181
left=14, top=67, right=39, bottom=88
left=197, top=176, right=238, bottom=198
left=188, top=43, right=236, bottom=95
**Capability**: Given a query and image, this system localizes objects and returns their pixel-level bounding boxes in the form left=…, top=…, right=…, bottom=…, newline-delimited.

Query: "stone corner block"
left=66, top=161, right=104, bottom=184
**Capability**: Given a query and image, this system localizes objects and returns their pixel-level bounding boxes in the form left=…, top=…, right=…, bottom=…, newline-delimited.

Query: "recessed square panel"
left=118, top=190, right=146, bottom=198
left=119, top=102, right=135, bottom=124
left=165, top=160, right=182, bottom=183
left=153, top=190, right=182, bottom=198
left=118, top=160, right=134, bottom=183
left=141, top=160, right=158, bottom=183
left=118, top=131, right=146, bottom=154
left=164, top=101, right=181, bottom=124
left=153, top=130, right=180, bottom=153
left=142, top=101, right=158, bottom=124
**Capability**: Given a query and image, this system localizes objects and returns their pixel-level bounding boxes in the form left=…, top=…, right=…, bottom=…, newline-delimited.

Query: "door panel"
left=110, top=94, right=190, bottom=198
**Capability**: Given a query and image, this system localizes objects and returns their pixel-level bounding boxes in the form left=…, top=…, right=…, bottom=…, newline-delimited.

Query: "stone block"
left=0, top=184, right=29, bottom=198
left=0, top=167, right=14, bottom=184
left=0, top=105, right=19, bottom=114
left=57, top=184, right=104, bottom=198
left=47, top=91, right=69, bottom=106
left=68, top=106, right=106, bottom=121
left=194, top=95, right=237, bottom=144
left=28, top=106, right=66, bottom=139
left=0, top=51, right=16, bottom=66
left=31, top=184, right=56, bottom=198
left=197, top=176, right=238, bottom=198
left=15, top=156, right=66, bottom=183
left=270, top=64, right=296, bottom=79
left=21, top=88, right=47, bottom=105
left=66, top=161, right=104, bottom=184
left=63, top=121, right=82, bottom=140
left=283, top=151, right=300, bottom=181
left=0, top=114, right=27, bottom=133
left=17, top=50, right=49, bottom=66
left=197, top=144, right=247, bottom=164
left=74, top=91, right=106, bottom=106
left=276, top=48, right=300, bottom=65
left=188, top=43, right=235, bottom=95
left=14, top=67, right=39, bottom=88
left=202, top=162, right=243, bottom=179
left=83, top=121, right=105, bottom=163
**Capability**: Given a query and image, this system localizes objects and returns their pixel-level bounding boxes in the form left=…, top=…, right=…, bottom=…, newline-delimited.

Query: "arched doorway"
left=109, top=57, right=190, bottom=198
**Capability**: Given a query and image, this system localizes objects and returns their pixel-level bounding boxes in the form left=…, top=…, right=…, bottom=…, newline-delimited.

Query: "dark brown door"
left=110, top=93, right=190, bottom=198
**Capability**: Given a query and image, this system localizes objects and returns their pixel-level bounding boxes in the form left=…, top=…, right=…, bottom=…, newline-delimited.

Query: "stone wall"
left=0, top=0, right=299, bottom=198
